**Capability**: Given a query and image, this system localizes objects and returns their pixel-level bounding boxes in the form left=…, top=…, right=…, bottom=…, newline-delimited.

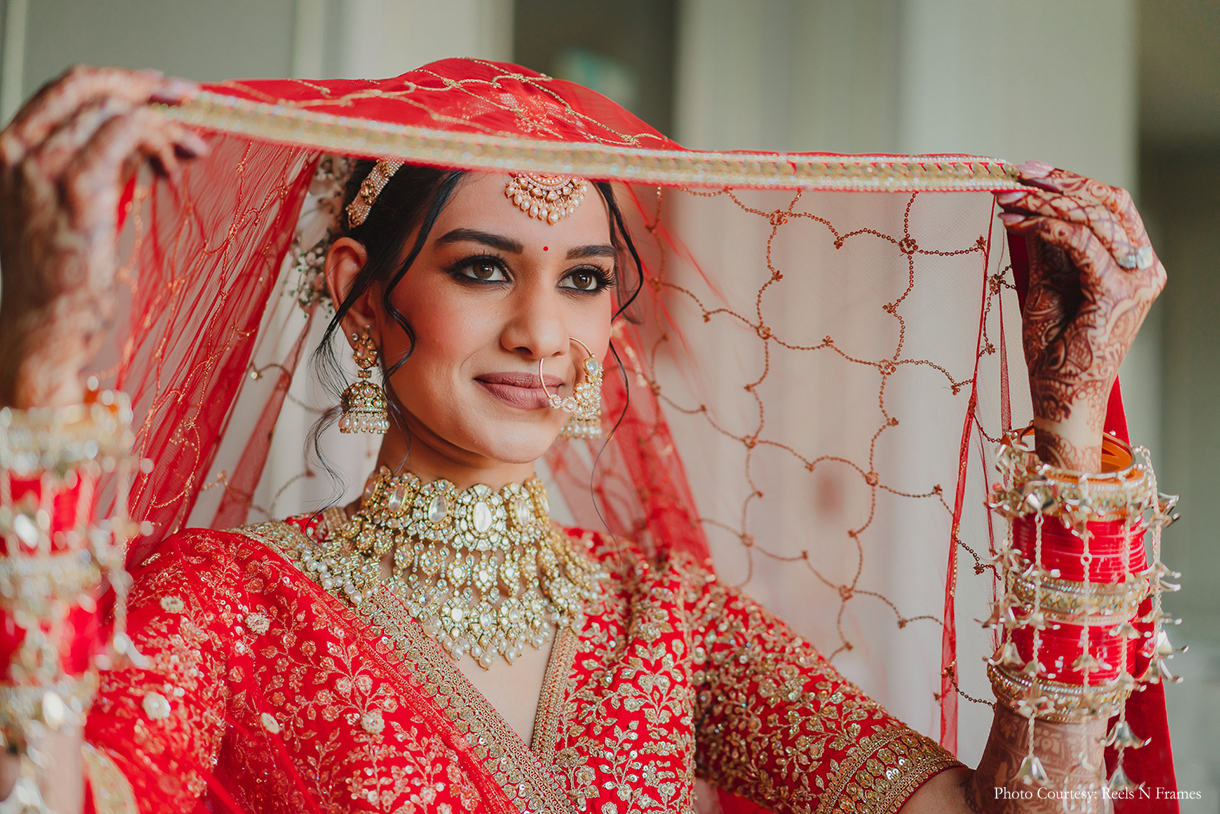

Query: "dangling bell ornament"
left=1015, top=754, right=1050, bottom=787
left=981, top=600, right=1017, bottom=629
left=987, top=641, right=1024, bottom=669
left=1107, top=765, right=1140, bottom=794
left=1102, top=720, right=1150, bottom=750
left=1021, top=658, right=1046, bottom=679
left=1154, top=659, right=1182, bottom=684
left=1023, top=610, right=1048, bottom=631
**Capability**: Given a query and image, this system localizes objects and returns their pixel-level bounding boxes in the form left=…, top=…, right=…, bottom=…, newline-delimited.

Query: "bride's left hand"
left=994, top=162, right=1165, bottom=471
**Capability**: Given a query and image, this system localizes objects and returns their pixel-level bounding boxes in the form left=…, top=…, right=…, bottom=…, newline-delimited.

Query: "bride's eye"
left=560, top=267, right=614, bottom=292
left=449, top=256, right=509, bottom=283
left=469, top=259, right=506, bottom=281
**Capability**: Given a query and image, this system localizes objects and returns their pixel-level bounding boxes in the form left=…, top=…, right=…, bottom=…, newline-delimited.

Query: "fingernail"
left=998, top=212, right=1025, bottom=225
left=1016, top=160, right=1053, bottom=177
left=151, top=77, right=200, bottom=103
left=995, top=191, right=1024, bottom=204
left=1023, top=176, right=1059, bottom=192
left=181, top=130, right=211, bottom=157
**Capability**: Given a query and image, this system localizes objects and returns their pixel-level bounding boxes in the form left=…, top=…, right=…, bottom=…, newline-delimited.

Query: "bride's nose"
left=499, top=278, right=570, bottom=363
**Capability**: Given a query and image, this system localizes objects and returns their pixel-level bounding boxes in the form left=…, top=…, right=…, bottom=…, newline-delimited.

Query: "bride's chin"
left=454, top=417, right=563, bottom=467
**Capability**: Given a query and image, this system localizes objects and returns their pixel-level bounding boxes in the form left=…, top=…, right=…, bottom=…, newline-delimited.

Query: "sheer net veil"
left=89, top=58, right=1174, bottom=809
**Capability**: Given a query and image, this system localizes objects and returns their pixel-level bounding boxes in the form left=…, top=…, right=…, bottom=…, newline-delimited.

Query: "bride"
left=0, top=61, right=1169, bottom=813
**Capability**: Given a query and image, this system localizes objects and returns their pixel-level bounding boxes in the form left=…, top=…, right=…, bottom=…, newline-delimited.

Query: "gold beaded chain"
left=300, top=467, right=603, bottom=669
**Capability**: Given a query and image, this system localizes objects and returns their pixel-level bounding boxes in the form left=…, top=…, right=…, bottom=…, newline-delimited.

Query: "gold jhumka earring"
left=539, top=338, right=603, bottom=439
left=339, top=326, right=389, bottom=434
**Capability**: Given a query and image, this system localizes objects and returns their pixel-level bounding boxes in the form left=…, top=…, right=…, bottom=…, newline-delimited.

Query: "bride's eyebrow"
left=566, top=244, right=616, bottom=260
left=434, top=228, right=523, bottom=254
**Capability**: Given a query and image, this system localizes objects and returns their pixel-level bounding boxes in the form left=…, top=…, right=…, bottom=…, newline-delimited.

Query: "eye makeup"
left=442, top=253, right=616, bottom=293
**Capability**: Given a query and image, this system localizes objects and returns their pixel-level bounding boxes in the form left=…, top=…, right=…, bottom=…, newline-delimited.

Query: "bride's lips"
left=475, top=371, right=565, bottom=410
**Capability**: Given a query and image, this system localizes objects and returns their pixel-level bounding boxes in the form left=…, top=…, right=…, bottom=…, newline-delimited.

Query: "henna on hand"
left=0, top=66, right=205, bottom=408
left=972, top=706, right=1110, bottom=813
left=961, top=771, right=986, bottom=813
left=1033, top=428, right=1101, bottom=472
left=996, top=164, right=1165, bottom=471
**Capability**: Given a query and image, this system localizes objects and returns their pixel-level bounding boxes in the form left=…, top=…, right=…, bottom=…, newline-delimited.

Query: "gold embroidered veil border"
left=163, top=90, right=1020, bottom=192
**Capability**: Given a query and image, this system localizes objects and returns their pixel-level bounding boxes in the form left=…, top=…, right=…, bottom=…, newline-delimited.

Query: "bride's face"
left=371, top=172, right=616, bottom=470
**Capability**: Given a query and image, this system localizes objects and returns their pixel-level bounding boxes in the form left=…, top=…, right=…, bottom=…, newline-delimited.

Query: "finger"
left=27, top=96, right=134, bottom=179
left=1016, top=232, right=1076, bottom=369
left=0, top=66, right=197, bottom=165
left=1, top=66, right=159, bottom=163
left=1002, top=207, right=1077, bottom=320
left=996, top=188, right=1139, bottom=266
left=1015, top=160, right=1054, bottom=179
left=41, top=101, right=205, bottom=192
left=1007, top=213, right=1167, bottom=315
left=1047, top=171, right=1148, bottom=248
left=1022, top=273, right=1073, bottom=372
left=148, top=137, right=184, bottom=184
left=116, top=126, right=208, bottom=188
left=1022, top=239, right=1075, bottom=322
left=1017, top=166, right=1150, bottom=248
left=1002, top=215, right=1118, bottom=298
left=61, top=108, right=179, bottom=248
left=1014, top=221, right=1077, bottom=318
left=149, top=77, right=201, bottom=106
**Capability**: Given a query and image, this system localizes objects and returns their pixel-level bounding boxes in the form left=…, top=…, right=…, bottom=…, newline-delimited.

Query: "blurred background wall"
left=0, top=0, right=1216, bottom=806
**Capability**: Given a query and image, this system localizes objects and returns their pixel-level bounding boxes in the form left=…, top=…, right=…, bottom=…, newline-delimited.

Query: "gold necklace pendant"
left=300, top=467, right=602, bottom=669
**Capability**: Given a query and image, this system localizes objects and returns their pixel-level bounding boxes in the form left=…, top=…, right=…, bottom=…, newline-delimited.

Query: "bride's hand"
left=994, top=162, right=1165, bottom=471
left=0, top=65, right=208, bottom=409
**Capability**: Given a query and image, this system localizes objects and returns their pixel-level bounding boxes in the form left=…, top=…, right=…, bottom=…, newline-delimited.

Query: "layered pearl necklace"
left=300, top=467, right=602, bottom=669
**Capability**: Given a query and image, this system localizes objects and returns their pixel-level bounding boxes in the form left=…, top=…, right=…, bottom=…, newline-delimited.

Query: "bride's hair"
left=307, top=160, right=645, bottom=486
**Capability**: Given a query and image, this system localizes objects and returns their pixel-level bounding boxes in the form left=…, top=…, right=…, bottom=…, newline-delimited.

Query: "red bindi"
left=543, top=246, right=549, bottom=252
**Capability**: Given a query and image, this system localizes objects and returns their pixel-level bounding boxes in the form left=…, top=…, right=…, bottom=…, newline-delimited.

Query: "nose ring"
left=537, top=338, right=603, bottom=428
left=538, top=338, right=603, bottom=439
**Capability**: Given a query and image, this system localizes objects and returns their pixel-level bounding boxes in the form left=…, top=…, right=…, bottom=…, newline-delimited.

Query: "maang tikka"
left=345, top=164, right=590, bottom=230
left=339, top=326, right=390, bottom=434
left=505, top=173, right=589, bottom=225
left=539, top=338, right=603, bottom=439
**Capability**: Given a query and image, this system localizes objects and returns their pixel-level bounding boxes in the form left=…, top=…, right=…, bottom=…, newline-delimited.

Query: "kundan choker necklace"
left=300, top=467, right=602, bottom=669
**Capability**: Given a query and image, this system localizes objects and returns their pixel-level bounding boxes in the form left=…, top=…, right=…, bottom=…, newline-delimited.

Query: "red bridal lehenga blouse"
left=79, top=509, right=959, bottom=814
left=0, top=58, right=1180, bottom=814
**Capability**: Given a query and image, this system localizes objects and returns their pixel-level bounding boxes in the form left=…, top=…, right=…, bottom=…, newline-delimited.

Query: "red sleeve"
left=2, top=469, right=234, bottom=812
left=689, top=575, right=962, bottom=814
left=83, top=531, right=241, bottom=812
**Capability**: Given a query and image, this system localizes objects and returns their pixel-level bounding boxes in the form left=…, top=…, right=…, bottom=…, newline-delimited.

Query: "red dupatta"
left=87, top=58, right=1175, bottom=811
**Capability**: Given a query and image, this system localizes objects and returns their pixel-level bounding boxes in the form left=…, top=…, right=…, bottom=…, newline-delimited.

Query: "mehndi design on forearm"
left=1033, top=427, right=1102, bottom=472
left=999, top=167, right=1165, bottom=471
left=972, top=707, right=1108, bottom=814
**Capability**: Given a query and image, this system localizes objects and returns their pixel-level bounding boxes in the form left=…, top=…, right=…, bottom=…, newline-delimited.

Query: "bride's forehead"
left=435, top=171, right=611, bottom=244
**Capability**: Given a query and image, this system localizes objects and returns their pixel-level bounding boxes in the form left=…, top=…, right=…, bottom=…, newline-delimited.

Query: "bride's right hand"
left=0, top=65, right=208, bottom=409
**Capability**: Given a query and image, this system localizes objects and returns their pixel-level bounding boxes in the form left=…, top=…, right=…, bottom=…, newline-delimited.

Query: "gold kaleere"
left=300, top=467, right=602, bottom=669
